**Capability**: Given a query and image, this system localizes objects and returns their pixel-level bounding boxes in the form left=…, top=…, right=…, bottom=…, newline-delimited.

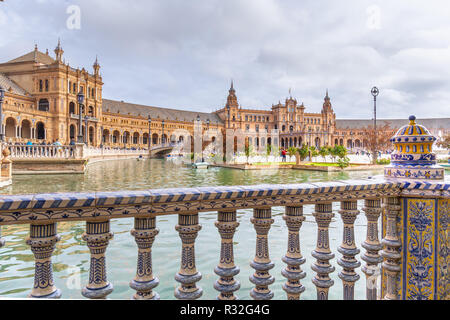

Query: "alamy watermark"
left=66, top=4, right=81, bottom=30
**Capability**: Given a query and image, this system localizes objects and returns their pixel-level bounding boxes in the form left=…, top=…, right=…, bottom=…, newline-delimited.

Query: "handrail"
left=0, top=178, right=406, bottom=225
left=0, top=178, right=447, bottom=300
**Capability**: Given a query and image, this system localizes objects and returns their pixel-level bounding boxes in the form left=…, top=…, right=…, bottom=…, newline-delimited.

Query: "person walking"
left=281, top=148, right=287, bottom=163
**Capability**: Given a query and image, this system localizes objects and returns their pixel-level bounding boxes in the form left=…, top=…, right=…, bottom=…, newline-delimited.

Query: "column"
left=361, top=199, right=383, bottom=300
left=129, top=217, right=160, bottom=300
left=81, top=220, right=114, bottom=299
left=26, top=223, right=61, bottom=298
left=282, top=205, right=306, bottom=300
left=338, top=200, right=361, bottom=300
left=380, top=197, right=402, bottom=300
left=250, top=207, right=275, bottom=300
left=312, top=202, right=335, bottom=300
left=214, top=210, right=240, bottom=300
left=175, top=213, right=202, bottom=300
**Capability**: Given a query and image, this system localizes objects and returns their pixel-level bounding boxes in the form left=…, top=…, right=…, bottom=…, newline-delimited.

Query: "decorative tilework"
left=405, top=199, right=435, bottom=300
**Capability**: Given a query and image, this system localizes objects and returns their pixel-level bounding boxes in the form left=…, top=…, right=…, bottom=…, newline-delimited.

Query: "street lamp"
left=148, top=115, right=152, bottom=150
left=84, top=115, right=89, bottom=145
left=371, top=86, right=379, bottom=163
left=161, top=120, right=165, bottom=145
left=77, top=90, right=84, bottom=143
left=0, top=85, right=5, bottom=142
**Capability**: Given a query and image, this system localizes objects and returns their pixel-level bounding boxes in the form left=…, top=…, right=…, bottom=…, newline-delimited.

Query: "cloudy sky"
left=1, top=0, right=450, bottom=119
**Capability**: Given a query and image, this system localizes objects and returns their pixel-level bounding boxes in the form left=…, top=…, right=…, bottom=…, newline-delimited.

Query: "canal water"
left=0, top=159, right=385, bottom=300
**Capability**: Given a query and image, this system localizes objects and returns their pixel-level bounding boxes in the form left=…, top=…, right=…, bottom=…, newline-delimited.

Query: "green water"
left=0, top=159, right=385, bottom=300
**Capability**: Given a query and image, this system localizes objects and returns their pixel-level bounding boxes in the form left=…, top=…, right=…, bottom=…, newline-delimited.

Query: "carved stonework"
left=311, top=202, right=335, bottom=300
left=26, top=223, right=61, bottom=298
left=130, top=217, right=160, bottom=300
left=250, top=207, right=275, bottom=300
left=338, top=200, right=360, bottom=300
left=81, top=220, right=114, bottom=299
left=175, top=213, right=202, bottom=300
left=282, top=205, right=306, bottom=300
left=361, top=199, right=383, bottom=300
left=214, top=210, right=240, bottom=300
left=380, top=197, right=402, bottom=300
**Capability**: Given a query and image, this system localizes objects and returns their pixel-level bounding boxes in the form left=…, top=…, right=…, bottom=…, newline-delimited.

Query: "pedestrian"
left=281, top=148, right=287, bottom=162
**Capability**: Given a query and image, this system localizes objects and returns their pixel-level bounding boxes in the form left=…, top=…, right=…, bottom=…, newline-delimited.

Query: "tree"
left=329, top=146, right=338, bottom=162
left=309, top=146, right=319, bottom=159
left=319, top=146, right=330, bottom=162
left=437, top=133, right=450, bottom=150
left=361, top=122, right=395, bottom=164
left=245, top=144, right=252, bottom=164
left=298, top=144, right=309, bottom=162
left=287, top=147, right=297, bottom=157
left=266, top=144, right=272, bottom=156
left=334, top=145, right=348, bottom=160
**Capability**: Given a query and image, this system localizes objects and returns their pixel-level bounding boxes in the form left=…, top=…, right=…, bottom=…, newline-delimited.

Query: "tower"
left=54, top=38, right=64, bottom=62
left=93, top=55, right=100, bottom=76
left=226, top=80, right=238, bottom=109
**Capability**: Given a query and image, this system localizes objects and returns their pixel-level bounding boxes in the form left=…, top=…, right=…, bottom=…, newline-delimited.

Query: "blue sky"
left=1, top=0, right=450, bottom=119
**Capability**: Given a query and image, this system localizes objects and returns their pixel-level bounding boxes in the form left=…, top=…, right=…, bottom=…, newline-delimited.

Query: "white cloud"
left=0, top=0, right=449, bottom=119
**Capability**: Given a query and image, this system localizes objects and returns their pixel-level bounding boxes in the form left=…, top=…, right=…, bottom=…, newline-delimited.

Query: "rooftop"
left=102, top=99, right=223, bottom=123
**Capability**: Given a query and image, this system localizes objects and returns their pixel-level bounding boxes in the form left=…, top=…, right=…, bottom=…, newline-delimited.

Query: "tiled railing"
left=0, top=178, right=447, bottom=300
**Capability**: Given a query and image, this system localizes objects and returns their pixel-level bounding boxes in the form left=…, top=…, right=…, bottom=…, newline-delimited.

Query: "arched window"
left=88, top=106, right=94, bottom=116
left=69, top=102, right=75, bottom=114
left=21, top=120, right=31, bottom=139
left=36, top=122, right=45, bottom=140
left=38, top=99, right=49, bottom=112
left=5, top=118, right=16, bottom=138
left=45, top=79, right=49, bottom=92
left=70, top=124, right=76, bottom=139
left=39, top=80, right=43, bottom=92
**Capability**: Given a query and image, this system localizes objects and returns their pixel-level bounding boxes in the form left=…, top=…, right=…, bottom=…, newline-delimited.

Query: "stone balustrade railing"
left=8, top=144, right=77, bottom=159
left=0, top=177, right=447, bottom=300
left=7, top=144, right=152, bottom=160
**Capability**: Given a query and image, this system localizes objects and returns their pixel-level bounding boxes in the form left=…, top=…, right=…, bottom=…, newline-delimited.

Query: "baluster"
left=130, top=217, right=160, bottom=300
left=26, top=223, right=61, bottom=298
left=175, top=213, right=202, bottom=300
left=81, top=220, right=114, bottom=299
left=338, top=200, right=360, bottom=300
left=380, top=197, right=402, bottom=300
left=0, top=226, right=5, bottom=248
left=250, top=207, right=274, bottom=300
left=214, top=210, right=240, bottom=300
left=282, top=205, right=306, bottom=300
left=361, top=198, right=383, bottom=300
left=312, top=202, right=335, bottom=300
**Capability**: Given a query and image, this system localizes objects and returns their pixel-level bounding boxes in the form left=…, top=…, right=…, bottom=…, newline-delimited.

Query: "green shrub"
left=376, top=158, right=391, bottom=165
left=337, top=156, right=350, bottom=169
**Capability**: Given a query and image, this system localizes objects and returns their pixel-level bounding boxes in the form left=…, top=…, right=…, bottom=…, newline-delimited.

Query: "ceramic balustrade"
left=0, top=178, right=447, bottom=300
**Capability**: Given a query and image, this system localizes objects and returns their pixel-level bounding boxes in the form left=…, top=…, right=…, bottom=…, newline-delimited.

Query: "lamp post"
left=100, top=125, right=104, bottom=148
left=371, top=86, right=379, bottom=164
left=77, top=90, right=84, bottom=143
left=84, top=115, right=89, bottom=145
left=161, top=120, right=165, bottom=145
left=0, top=85, right=4, bottom=142
left=148, top=115, right=152, bottom=150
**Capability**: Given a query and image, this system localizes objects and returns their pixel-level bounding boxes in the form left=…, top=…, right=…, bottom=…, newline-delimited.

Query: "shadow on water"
left=0, top=158, right=384, bottom=299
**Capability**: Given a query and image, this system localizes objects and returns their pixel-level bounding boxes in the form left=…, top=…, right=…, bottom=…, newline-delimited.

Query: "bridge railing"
left=8, top=144, right=77, bottom=159
left=0, top=178, right=446, bottom=300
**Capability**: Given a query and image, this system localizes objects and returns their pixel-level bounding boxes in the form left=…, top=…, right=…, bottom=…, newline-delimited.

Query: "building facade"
left=0, top=42, right=449, bottom=153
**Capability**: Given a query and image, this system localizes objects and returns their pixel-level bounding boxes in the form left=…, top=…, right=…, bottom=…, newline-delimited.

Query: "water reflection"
left=0, top=159, right=383, bottom=299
